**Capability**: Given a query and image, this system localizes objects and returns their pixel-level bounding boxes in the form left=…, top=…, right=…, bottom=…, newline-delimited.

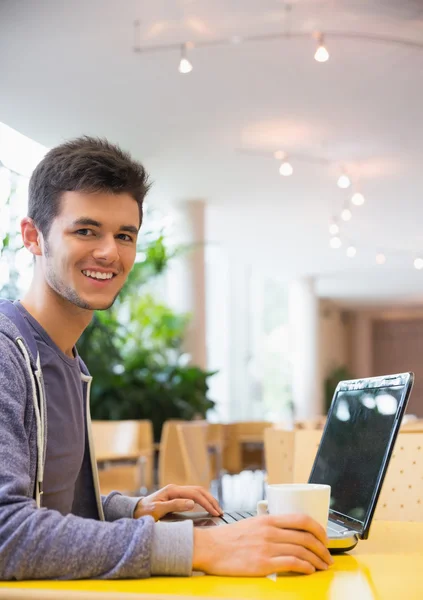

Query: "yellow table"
left=1, top=521, right=423, bottom=599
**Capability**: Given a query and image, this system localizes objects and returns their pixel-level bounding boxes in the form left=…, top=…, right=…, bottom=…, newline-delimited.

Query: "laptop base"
left=165, top=511, right=359, bottom=553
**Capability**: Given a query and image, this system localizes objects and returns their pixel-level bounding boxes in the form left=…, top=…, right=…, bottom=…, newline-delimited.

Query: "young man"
left=0, top=136, right=332, bottom=579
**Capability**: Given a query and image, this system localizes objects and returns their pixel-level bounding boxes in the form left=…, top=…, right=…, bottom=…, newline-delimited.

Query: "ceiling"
left=1, top=0, right=423, bottom=306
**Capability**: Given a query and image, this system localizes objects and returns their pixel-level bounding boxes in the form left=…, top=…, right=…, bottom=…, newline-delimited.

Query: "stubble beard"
left=44, top=241, right=123, bottom=311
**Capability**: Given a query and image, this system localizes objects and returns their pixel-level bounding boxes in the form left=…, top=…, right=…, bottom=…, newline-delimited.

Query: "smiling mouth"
left=81, top=269, right=116, bottom=281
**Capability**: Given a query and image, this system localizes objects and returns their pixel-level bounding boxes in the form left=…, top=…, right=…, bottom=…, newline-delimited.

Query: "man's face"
left=39, top=190, right=140, bottom=311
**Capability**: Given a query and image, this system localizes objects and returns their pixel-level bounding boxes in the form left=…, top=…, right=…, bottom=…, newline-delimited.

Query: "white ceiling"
left=1, top=0, right=423, bottom=306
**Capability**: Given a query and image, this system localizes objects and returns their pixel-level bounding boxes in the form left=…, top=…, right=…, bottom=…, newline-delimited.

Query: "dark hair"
left=28, top=136, right=151, bottom=236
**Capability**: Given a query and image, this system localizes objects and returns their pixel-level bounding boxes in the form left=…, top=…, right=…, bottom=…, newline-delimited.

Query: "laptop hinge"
left=329, top=510, right=363, bottom=534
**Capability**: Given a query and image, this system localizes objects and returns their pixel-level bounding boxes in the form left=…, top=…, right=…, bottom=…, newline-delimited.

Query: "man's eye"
left=117, top=234, right=134, bottom=242
left=75, top=229, right=94, bottom=236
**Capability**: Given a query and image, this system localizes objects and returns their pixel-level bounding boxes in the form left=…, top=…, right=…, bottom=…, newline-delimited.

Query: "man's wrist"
left=192, top=528, right=211, bottom=572
left=133, top=497, right=145, bottom=519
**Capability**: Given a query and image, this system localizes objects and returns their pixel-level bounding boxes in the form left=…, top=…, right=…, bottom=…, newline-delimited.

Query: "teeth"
left=82, top=270, right=114, bottom=280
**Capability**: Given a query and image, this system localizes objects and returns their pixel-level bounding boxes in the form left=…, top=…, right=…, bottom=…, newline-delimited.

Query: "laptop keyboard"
left=220, top=512, right=351, bottom=537
left=220, top=511, right=255, bottom=523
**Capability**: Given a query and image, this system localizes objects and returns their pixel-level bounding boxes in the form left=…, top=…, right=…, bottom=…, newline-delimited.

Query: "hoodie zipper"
left=16, top=338, right=45, bottom=507
left=81, top=373, right=105, bottom=521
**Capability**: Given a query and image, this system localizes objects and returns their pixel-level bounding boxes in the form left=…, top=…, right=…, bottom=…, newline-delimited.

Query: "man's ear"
left=21, top=217, right=43, bottom=256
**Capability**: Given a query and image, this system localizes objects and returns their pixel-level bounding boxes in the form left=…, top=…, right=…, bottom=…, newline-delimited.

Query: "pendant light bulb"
left=330, top=236, right=342, bottom=249
left=341, top=208, right=352, bottom=221
left=329, top=222, right=339, bottom=235
left=352, top=192, right=365, bottom=206
left=178, top=45, right=193, bottom=74
left=337, top=174, right=351, bottom=189
left=279, top=160, right=293, bottom=177
left=314, top=34, right=329, bottom=63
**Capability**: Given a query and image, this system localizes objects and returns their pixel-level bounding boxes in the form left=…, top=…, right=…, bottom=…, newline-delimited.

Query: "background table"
left=1, top=521, right=423, bottom=599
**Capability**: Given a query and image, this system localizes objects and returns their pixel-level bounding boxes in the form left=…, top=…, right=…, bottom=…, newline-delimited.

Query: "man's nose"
left=92, top=235, right=119, bottom=263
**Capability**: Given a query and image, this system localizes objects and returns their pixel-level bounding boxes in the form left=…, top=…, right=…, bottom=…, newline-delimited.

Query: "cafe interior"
left=1, top=0, right=423, bottom=598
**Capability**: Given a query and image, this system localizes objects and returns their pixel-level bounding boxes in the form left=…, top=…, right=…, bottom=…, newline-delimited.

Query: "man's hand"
left=134, top=484, right=223, bottom=521
left=192, top=514, right=334, bottom=576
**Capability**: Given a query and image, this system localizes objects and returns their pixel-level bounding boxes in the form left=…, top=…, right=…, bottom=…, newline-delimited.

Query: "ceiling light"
left=178, top=45, right=193, bottom=74
left=179, top=57, right=193, bottom=74
left=346, top=245, right=356, bottom=258
left=376, top=253, right=386, bottom=265
left=329, top=221, right=339, bottom=235
left=330, top=236, right=342, bottom=249
left=352, top=192, right=365, bottom=206
left=341, top=208, right=352, bottom=221
left=314, top=34, right=329, bottom=63
left=279, top=161, right=293, bottom=176
left=414, top=258, right=423, bottom=270
left=337, top=174, right=351, bottom=189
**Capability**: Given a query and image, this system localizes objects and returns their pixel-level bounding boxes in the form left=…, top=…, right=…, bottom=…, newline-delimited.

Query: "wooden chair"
left=375, top=433, right=423, bottom=521
left=176, top=421, right=212, bottom=488
left=400, top=420, right=423, bottom=433
left=222, top=421, right=273, bottom=474
left=264, top=428, right=322, bottom=484
left=91, top=420, right=154, bottom=495
left=158, top=420, right=212, bottom=489
left=294, top=416, right=327, bottom=430
left=221, top=423, right=241, bottom=474
left=157, top=420, right=186, bottom=488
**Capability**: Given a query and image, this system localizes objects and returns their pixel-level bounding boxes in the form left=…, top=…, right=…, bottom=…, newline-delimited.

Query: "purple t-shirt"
left=16, top=303, right=85, bottom=516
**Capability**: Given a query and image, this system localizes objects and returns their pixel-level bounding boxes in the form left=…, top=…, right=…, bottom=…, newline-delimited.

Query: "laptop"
left=168, top=372, right=414, bottom=553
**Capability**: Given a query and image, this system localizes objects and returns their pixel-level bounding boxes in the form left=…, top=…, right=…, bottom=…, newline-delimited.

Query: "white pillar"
left=289, top=277, right=321, bottom=419
left=166, top=199, right=207, bottom=369
left=227, top=259, right=251, bottom=421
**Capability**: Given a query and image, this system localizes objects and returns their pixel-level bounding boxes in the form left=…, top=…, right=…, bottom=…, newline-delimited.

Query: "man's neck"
left=21, top=280, right=93, bottom=358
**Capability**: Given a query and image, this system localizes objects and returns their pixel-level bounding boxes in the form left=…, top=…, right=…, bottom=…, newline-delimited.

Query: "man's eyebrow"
left=120, top=225, right=139, bottom=235
left=70, top=218, right=139, bottom=235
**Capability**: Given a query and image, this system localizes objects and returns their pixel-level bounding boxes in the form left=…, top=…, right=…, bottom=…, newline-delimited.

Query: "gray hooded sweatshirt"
left=0, top=302, right=193, bottom=580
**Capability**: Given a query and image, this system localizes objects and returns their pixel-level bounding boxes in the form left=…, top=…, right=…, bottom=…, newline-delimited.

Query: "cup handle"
left=257, top=500, right=268, bottom=515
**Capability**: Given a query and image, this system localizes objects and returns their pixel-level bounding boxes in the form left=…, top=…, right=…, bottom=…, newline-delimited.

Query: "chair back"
left=264, top=428, right=322, bottom=485
left=91, top=420, right=141, bottom=460
left=222, top=421, right=273, bottom=474
left=92, top=420, right=154, bottom=494
left=177, top=421, right=212, bottom=488
left=207, top=423, right=224, bottom=450
left=400, top=420, right=423, bottom=433
left=158, top=420, right=187, bottom=488
left=375, top=432, right=423, bottom=521
left=293, top=430, right=324, bottom=482
left=294, top=416, right=327, bottom=430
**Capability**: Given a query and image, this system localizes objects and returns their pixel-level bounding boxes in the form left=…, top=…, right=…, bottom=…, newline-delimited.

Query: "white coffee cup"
left=257, top=483, right=331, bottom=529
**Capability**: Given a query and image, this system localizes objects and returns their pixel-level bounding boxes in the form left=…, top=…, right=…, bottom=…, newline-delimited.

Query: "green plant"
left=324, top=364, right=355, bottom=414
left=77, top=234, right=216, bottom=441
left=0, top=174, right=22, bottom=299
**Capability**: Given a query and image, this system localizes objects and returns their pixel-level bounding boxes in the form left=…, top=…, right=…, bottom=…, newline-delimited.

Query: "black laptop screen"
left=309, top=381, right=406, bottom=526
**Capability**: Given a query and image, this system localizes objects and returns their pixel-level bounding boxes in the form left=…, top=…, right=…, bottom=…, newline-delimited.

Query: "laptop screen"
left=309, top=373, right=412, bottom=531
